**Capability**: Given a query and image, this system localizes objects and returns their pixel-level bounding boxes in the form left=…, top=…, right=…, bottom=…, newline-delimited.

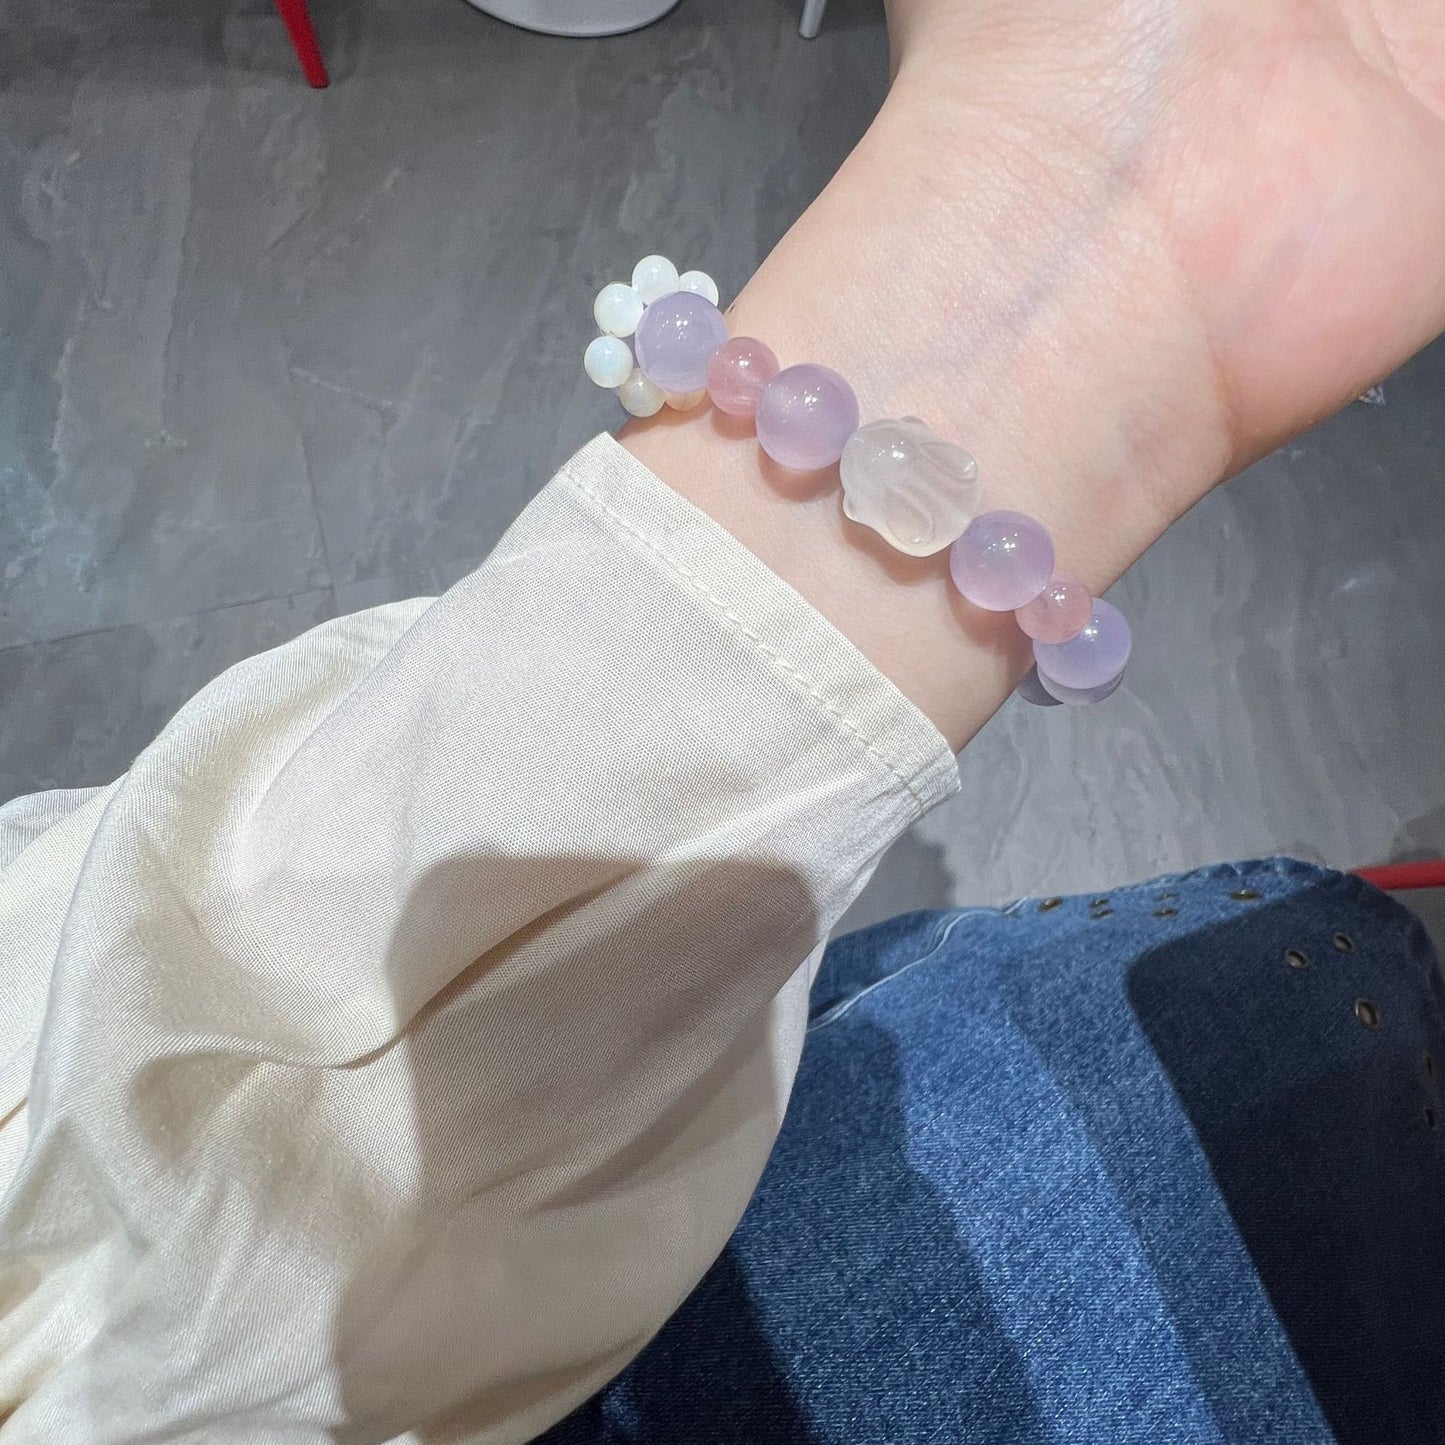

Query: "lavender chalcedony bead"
left=1037, top=669, right=1126, bottom=706
left=756, top=364, right=860, bottom=471
left=1015, top=665, right=1063, bottom=708
left=1033, top=598, right=1132, bottom=691
left=706, top=336, right=780, bottom=418
left=948, top=510, right=1055, bottom=612
left=633, top=290, right=730, bottom=394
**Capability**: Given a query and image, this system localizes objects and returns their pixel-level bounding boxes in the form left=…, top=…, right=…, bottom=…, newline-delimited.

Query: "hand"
left=878, top=0, right=1445, bottom=509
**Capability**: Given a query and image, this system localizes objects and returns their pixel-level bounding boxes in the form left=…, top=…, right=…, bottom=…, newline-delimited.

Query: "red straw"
left=1353, top=859, right=1445, bottom=892
left=273, top=0, right=330, bottom=88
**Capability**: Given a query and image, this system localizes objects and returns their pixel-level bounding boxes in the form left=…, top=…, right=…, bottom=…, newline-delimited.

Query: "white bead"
left=677, top=270, right=719, bottom=306
left=664, top=388, right=707, bottom=411
left=617, top=367, right=665, bottom=417
left=584, top=335, right=634, bottom=389
left=840, top=416, right=981, bottom=556
left=594, top=283, right=644, bottom=338
left=632, top=254, right=680, bottom=305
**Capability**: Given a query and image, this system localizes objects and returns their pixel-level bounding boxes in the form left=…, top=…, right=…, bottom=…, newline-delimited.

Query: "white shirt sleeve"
left=0, top=431, right=959, bottom=1443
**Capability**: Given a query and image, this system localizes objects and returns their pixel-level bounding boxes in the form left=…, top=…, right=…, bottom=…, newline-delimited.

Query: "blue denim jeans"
left=542, top=859, right=1445, bottom=1444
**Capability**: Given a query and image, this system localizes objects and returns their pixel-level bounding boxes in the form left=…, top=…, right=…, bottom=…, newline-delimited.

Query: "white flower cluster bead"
left=585, top=254, right=720, bottom=416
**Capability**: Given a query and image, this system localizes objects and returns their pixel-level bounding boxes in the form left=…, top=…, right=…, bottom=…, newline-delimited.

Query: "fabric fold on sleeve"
left=0, top=430, right=959, bottom=1444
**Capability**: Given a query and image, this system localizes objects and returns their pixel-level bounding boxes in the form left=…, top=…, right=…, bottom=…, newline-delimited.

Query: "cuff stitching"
left=563, top=466, right=937, bottom=814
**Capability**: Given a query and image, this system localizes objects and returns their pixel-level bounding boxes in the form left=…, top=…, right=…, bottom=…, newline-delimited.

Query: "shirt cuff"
left=556, top=431, right=961, bottom=820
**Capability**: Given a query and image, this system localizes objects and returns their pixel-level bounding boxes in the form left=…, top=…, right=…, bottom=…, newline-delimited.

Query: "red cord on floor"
left=1353, top=859, right=1445, bottom=892
left=273, top=0, right=330, bottom=88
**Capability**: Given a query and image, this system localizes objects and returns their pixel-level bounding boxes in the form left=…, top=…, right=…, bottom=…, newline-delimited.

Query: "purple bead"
left=706, top=336, right=780, bottom=418
left=1037, top=669, right=1126, bottom=706
left=755, top=364, right=860, bottom=471
left=1015, top=666, right=1063, bottom=708
left=1033, top=598, right=1132, bottom=690
left=633, top=291, right=730, bottom=394
left=948, top=510, right=1055, bottom=612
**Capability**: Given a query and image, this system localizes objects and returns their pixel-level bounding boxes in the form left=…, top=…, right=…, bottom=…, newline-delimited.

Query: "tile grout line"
left=0, top=587, right=336, bottom=658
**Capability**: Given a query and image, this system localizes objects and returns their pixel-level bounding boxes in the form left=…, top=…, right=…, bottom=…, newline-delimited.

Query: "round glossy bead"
left=948, top=511, right=1055, bottom=612
left=1033, top=598, right=1132, bottom=690
left=617, top=367, right=665, bottom=418
left=1037, top=668, right=1126, bottom=706
left=705, top=336, right=779, bottom=418
left=583, top=335, right=634, bottom=389
left=755, top=364, right=860, bottom=471
left=594, top=282, right=644, bottom=338
left=1016, top=665, right=1063, bottom=708
left=633, top=290, right=730, bottom=394
left=1015, top=572, right=1092, bottom=643
left=840, top=417, right=980, bottom=556
left=632, top=254, right=680, bottom=304
left=677, top=270, right=719, bottom=305
left=664, top=388, right=707, bottom=411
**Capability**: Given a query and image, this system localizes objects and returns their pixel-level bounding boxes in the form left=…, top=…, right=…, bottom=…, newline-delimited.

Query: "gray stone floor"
left=2, top=0, right=1443, bottom=929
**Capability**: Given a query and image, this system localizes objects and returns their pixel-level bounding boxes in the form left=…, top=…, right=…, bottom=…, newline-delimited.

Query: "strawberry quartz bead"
left=705, top=336, right=780, bottom=418
left=838, top=417, right=980, bottom=557
left=1015, top=573, right=1092, bottom=643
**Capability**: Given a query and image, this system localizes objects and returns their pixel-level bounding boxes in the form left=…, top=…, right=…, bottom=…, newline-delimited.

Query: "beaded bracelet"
left=584, top=254, right=1131, bottom=707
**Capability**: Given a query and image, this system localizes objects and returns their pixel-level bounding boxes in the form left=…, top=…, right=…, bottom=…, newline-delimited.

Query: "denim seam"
left=1015, top=858, right=1435, bottom=962
left=808, top=905, right=1016, bottom=1033
left=816, top=859, right=1444, bottom=1037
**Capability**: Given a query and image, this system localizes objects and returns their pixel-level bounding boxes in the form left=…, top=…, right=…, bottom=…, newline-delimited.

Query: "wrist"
left=619, top=70, right=1233, bottom=750
left=745, top=68, right=1234, bottom=572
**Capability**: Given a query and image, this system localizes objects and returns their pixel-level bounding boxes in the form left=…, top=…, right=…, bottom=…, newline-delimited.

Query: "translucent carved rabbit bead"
left=839, top=417, right=981, bottom=556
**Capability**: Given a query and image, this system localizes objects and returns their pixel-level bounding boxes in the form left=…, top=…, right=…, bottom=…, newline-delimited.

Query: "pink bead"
left=948, top=511, right=1055, bottom=612
left=706, top=337, right=780, bottom=418
left=1015, top=572, right=1092, bottom=643
left=755, top=364, right=860, bottom=471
